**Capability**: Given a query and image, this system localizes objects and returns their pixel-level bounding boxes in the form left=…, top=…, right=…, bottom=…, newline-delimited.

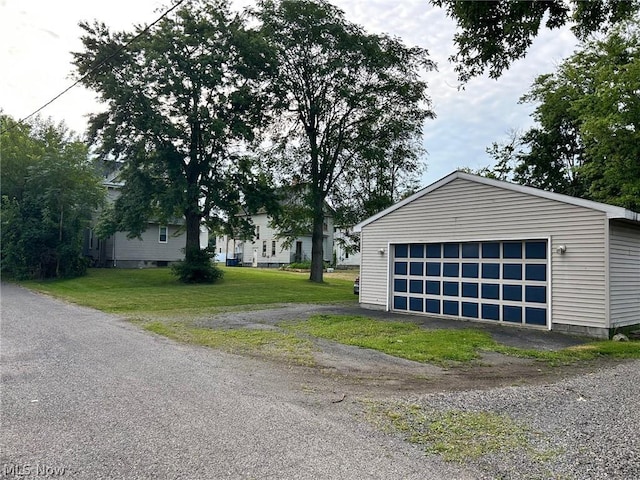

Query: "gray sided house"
left=85, top=178, right=208, bottom=268
left=355, top=171, right=640, bottom=339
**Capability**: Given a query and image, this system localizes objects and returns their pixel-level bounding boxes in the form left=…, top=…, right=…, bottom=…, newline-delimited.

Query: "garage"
left=355, top=171, right=640, bottom=338
left=391, top=240, right=548, bottom=327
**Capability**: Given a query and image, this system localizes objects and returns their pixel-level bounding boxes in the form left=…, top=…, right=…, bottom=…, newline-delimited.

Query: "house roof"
left=354, top=170, right=640, bottom=232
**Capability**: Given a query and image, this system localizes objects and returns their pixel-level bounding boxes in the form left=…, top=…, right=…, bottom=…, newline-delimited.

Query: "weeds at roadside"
left=142, top=321, right=316, bottom=367
left=364, top=400, right=559, bottom=464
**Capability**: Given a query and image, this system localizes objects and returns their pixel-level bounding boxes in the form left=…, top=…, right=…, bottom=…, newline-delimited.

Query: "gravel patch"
left=391, top=359, right=640, bottom=479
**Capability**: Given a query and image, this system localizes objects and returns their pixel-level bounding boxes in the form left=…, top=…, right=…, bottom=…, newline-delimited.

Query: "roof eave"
left=354, top=170, right=640, bottom=231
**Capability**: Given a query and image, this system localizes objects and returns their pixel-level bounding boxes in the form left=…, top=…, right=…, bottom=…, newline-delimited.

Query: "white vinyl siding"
left=609, top=221, right=640, bottom=328
left=360, top=178, right=608, bottom=329
left=240, top=212, right=335, bottom=264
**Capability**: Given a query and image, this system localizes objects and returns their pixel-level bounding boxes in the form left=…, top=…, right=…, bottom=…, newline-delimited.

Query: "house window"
left=89, top=229, right=94, bottom=249
left=323, top=221, right=328, bottom=232
left=159, top=226, right=168, bottom=243
left=271, top=240, right=276, bottom=256
left=262, top=240, right=267, bottom=256
left=256, top=225, right=260, bottom=240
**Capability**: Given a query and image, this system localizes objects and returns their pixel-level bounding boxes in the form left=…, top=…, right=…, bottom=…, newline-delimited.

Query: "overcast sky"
left=1, top=0, right=579, bottom=186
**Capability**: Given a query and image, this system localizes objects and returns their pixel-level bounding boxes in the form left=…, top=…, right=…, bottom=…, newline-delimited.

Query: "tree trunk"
left=309, top=193, right=325, bottom=283
left=184, top=211, right=201, bottom=263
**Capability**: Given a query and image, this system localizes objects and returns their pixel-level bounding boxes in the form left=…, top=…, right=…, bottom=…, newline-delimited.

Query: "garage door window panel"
left=482, top=263, right=500, bottom=279
left=462, top=263, right=479, bottom=278
left=462, top=302, right=479, bottom=318
left=410, top=262, right=423, bottom=276
left=426, top=280, right=440, bottom=295
left=462, top=282, right=478, bottom=298
left=395, top=244, right=409, bottom=258
left=503, top=285, right=522, bottom=301
left=443, top=263, right=459, bottom=277
left=525, top=307, right=547, bottom=325
left=503, top=306, right=522, bottom=323
left=426, top=262, right=440, bottom=276
left=394, top=262, right=407, bottom=275
left=525, top=264, right=546, bottom=281
left=409, top=280, right=423, bottom=294
left=409, top=297, right=423, bottom=312
left=410, top=244, right=424, bottom=258
left=426, top=299, right=440, bottom=314
left=443, top=300, right=459, bottom=315
left=503, top=264, right=522, bottom=280
left=443, top=243, right=459, bottom=258
left=525, top=241, right=547, bottom=259
left=482, top=304, right=500, bottom=320
left=394, top=296, right=407, bottom=310
left=443, top=281, right=459, bottom=296
left=482, top=242, right=500, bottom=258
left=462, top=243, right=479, bottom=258
left=394, top=279, right=407, bottom=292
left=503, top=242, right=523, bottom=258
left=525, top=285, right=546, bottom=303
left=481, top=284, right=500, bottom=300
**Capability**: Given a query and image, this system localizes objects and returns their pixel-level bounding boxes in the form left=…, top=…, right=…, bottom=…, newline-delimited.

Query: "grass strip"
left=283, top=314, right=495, bottom=365
left=143, top=321, right=316, bottom=366
left=283, top=314, right=640, bottom=366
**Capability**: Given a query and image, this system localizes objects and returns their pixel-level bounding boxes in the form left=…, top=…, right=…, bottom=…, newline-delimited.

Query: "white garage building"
left=354, top=171, right=640, bottom=338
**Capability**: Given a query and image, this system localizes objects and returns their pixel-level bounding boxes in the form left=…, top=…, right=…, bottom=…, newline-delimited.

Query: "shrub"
left=171, top=247, right=224, bottom=284
left=287, top=261, right=312, bottom=269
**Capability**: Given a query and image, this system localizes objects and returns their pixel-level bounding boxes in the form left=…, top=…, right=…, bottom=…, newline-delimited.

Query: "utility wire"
left=0, top=0, right=188, bottom=135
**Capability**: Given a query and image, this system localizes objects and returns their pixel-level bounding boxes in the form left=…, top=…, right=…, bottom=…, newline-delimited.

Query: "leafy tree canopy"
left=482, top=20, right=640, bottom=211
left=255, top=0, right=435, bottom=282
left=72, top=0, right=277, bottom=281
left=432, top=0, right=639, bottom=82
left=1, top=115, right=104, bottom=279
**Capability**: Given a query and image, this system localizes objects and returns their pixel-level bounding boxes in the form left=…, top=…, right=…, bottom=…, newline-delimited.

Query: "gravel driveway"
left=2, top=283, right=638, bottom=479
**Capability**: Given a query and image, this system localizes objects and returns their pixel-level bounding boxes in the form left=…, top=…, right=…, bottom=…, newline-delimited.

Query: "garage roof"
left=354, top=170, right=640, bottom=232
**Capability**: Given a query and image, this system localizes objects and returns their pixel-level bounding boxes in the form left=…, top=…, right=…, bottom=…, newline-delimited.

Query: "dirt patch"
left=170, top=303, right=609, bottom=399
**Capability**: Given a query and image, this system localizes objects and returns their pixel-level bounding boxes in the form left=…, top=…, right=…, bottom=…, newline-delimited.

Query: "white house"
left=334, top=227, right=361, bottom=269
left=216, top=210, right=334, bottom=268
left=355, top=171, right=640, bottom=338
left=86, top=177, right=208, bottom=268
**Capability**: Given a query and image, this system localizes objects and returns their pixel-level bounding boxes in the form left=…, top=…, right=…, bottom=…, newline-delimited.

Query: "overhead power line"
left=0, top=0, right=188, bottom=136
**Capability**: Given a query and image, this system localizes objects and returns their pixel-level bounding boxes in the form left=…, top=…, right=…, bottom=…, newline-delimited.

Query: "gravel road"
left=393, top=359, right=640, bottom=479
left=0, top=284, right=473, bottom=479
left=2, top=283, right=638, bottom=479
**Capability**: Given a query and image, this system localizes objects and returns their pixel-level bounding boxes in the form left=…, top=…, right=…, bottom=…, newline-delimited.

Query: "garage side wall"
left=609, top=221, right=640, bottom=328
left=360, top=178, right=608, bottom=330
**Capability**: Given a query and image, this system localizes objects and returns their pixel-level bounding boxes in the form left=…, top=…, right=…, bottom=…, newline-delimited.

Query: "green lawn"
left=283, top=315, right=640, bottom=366
left=21, top=267, right=356, bottom=315
left=19, top=270, right=639, bottom=367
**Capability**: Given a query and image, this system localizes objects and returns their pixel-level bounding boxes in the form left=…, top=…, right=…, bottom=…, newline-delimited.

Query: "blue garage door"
left=391, top=241, right=548, bottom=327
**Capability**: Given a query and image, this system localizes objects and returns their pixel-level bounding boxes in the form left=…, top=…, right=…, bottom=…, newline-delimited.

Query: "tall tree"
left=256, top=0, right=434, bottom=282
left=482, top=21, right=640, bottom=210
left=432, top=0, right=639, bottom=82
left=72, top=0, right=275, bottom=282
left=1, top=115, right=103, bottom=279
